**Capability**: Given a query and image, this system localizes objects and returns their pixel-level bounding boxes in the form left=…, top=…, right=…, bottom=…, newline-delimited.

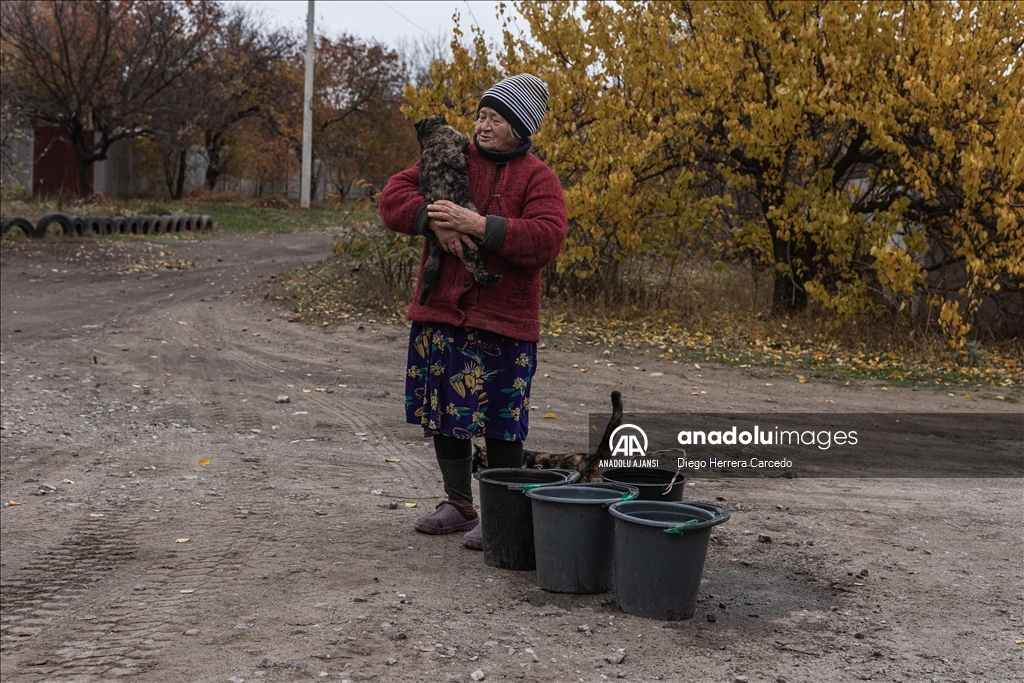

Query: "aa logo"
left=608, top=424, right=648, bottom=458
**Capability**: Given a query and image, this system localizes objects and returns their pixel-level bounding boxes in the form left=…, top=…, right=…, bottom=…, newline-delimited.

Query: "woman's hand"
left=431, top=224, right=477, bottom=260
left=428, top=200, right=486, bottom=239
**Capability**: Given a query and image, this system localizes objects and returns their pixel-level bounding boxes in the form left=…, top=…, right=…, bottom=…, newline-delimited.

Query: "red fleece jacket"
left=379, top=143, right=567, bottom=341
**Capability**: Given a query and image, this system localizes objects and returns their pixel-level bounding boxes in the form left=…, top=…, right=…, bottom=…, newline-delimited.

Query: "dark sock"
left=434, top=435, right=474, bottom=506
left=484, top=438, right=523, bottom=469
left=434, top=434, right=472, bottom=460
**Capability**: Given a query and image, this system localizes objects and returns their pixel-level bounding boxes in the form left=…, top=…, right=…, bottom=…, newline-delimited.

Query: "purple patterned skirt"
left=405, top=323, right=537, bottom=441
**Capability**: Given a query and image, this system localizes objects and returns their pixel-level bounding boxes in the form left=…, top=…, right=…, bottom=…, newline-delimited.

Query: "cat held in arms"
left=473, top=391, right=625, bottom=482
left=414, top=114, right=500, bottom=305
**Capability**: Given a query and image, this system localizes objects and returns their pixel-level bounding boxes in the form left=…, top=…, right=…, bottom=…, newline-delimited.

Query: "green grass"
left=1, top=197, right=359, bottom=235
left=189, top=203, right=344, bottom=234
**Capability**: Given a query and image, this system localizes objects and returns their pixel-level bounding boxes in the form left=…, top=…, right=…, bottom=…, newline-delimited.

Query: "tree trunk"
left=205, top=130, right=222, bottom=191
left=76, top=155, right=93, bottom=197
left=769, top=229, right=817, bottom=314
left=173, top=148, right=187, bottom=199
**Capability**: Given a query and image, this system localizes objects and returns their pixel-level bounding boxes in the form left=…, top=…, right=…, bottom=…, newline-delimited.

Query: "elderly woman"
left=379, top=74, right=567, bottom=549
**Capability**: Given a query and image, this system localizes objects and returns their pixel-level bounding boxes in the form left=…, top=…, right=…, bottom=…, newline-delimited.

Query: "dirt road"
left=1, top=231, right=1021, bottom=683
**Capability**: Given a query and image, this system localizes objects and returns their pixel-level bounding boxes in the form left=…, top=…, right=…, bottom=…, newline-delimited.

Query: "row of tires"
left=1, top=213, right=215, bottom=239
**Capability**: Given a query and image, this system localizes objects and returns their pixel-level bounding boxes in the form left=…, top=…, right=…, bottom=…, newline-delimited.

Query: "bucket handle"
left=603, top=491, right=636, bottom=508
left=663, top=519, right=701, bottom=534
left=661, top=459, right=685, bottom=496
left=518, top=483, right=544, bottom=493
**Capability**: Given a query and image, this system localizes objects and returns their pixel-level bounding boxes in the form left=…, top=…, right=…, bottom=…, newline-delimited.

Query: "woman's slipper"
left=414, top=500, right=479, bottom=534
left=463, top=522, right=483, bottom=550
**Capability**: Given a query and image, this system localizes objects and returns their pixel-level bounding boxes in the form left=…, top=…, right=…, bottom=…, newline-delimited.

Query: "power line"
left=378, top=1, right=433, bottom=36
left=463, top=0, right=481, bottom=30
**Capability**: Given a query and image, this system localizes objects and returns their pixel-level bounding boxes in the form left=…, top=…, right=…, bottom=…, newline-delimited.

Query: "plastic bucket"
left=527, top=482, right=639, bottom=594
left=608, top=501, right=729, bottom=620
left=473, top=468, right=570, bottom=570
left=601, top=467, right=686, bottom=501
left=542, top=468, right=582, bottom=484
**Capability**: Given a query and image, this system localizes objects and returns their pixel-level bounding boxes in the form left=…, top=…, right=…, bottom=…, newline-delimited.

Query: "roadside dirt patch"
left=2, top=233, right=1021, bottom=682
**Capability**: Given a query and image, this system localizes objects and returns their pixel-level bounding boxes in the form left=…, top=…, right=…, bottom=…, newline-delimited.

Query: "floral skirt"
left=405, top=323, right=537, bottom=441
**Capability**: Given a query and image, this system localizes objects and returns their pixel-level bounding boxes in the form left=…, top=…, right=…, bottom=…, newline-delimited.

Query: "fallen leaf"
left=89, top=513, right=104, bottom=517
left=315, top=387, right=326, bottom=392
left=418, top=645, right=436, bottom=652
left=543, top=412, right=557, bottom=419
left=765, top=383, right=773, bottom=386
left=63, top=479, right=74, bottom=484
left=354, top=432, right=368, bottom=436
left=853, top=582, right=865, bottom=586
left=797, top=376, right=807, bottom=383
left=302, top=389, right=312, bottom=393
left=694, top=363, right=701, bottom=369
left=404, top=502, right=418, bottom=508
left=198, top=458, right=211, bottom=466
left=385, top=458, right=402, bottom=463
left=175, top=538, right=190, bottom=543
left=314, top=510, right=327, bottom=516
left=7, top=500, right=22, bottom=506
left=179, top=589, right=194, bottom=594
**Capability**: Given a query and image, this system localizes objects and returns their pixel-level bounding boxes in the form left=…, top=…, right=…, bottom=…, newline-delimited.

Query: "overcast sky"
left=234, top=1, right=521, bottom=49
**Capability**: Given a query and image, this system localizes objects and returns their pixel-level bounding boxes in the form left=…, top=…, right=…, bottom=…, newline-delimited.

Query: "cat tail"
left=594, top=391, right=624, bottom=460
left=418, top=248, right=441, bottom=305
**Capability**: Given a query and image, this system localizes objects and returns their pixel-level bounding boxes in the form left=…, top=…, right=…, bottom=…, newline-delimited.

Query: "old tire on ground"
left=111, top=217, right=128, bottom=234
left=35, top=213, right=74, bottom=238
left=67, top=215, right=86, bottom=236
left=150, top=216, right=167, bottom=233
left=1, top=217, right=36, bottom=237
left=199, top=215, right=214, bottom=231
left=81, top=216, right=102, bottom=235
left=125, top=216, right=142, bottom=234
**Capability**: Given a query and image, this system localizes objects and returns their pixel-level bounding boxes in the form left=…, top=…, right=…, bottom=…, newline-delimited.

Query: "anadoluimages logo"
left=608, top=424, right=648, bottom=458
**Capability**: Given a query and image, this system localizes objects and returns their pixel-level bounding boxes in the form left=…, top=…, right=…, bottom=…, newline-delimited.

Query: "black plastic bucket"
left=601, top=467, right=687, bottom=501
left=608, top=501, right=729, bottom=620
left=527, top=482, right=640, bottom=594
left=474, top=468, right=570, bottom=570
left=542, top=468, right=582, bottom=484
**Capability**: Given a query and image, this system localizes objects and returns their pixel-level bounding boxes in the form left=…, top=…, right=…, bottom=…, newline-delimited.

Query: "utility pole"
left=300, top=0, right=314, bottom=209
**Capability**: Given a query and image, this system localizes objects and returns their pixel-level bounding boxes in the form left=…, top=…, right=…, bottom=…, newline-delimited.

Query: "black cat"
left=472, top=391, right=624, bottom=482
left=415, top=114, right=500, bottom=305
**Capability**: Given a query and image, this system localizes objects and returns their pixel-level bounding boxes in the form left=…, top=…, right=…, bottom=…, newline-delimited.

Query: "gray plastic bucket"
left=527, top=482, right=640, bottom=594
left=608, top=501, right=729, bottom=620
left=601, top=467, right=686, bottom=501
left=474, top=468, right=570, bottom=570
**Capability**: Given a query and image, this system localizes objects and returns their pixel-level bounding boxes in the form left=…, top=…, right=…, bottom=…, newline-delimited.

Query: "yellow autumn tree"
left=404, top=1, right=1023, bottom=341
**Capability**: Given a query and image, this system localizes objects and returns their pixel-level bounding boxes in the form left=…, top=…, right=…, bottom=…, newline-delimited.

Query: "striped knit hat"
left=478, top=74, right=548, bottom=139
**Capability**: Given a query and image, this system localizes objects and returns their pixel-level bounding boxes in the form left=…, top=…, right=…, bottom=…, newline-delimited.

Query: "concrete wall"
left=0, top=126, right=33, bottom=197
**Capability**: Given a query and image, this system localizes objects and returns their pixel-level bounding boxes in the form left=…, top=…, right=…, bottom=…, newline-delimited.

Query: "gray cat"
left=415, top=114, right=500, bottom=305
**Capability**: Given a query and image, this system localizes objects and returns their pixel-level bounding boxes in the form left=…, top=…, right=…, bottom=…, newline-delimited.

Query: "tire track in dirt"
left=1, top=508, right=153, bottom=679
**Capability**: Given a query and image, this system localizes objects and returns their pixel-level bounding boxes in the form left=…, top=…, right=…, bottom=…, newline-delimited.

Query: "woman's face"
left=475, top=107, right=518, bottom=152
